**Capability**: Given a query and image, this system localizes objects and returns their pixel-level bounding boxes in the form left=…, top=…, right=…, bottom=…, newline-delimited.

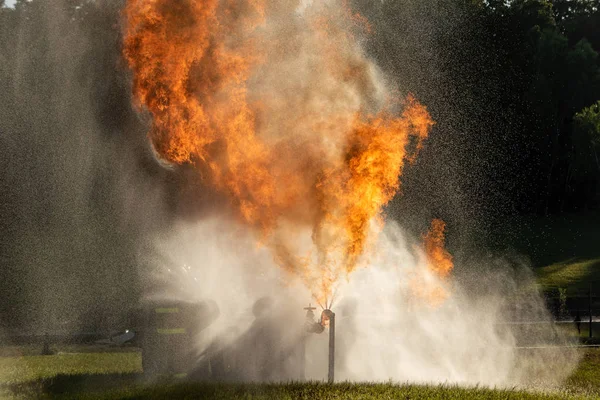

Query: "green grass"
left=567, top=348, right=600, bottom=394
left=0, top=351, right=142, bottom=385
left=536, top=258, right=600, bottom=292
left=0, top=344, right=141, bottom=358
left=49, top=382, right=600, bottom=400
left=1, top=348, right=600, bottom=399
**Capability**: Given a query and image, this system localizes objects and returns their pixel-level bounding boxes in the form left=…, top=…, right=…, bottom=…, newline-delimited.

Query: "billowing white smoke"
left=331, top=221, right=579, bottom=386
left=145, top=218, right=579, bottom=387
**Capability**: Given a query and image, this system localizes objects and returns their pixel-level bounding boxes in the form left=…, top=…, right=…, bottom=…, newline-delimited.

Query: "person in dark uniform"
left=575, top=311, right=582, bottom=335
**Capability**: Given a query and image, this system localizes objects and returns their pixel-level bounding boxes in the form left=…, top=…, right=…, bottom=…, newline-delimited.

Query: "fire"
left=123, top=0, right=434, bottom=303
left=411, top=218, right=454, bottom=307
left=423, top=219, right=453, bottom=279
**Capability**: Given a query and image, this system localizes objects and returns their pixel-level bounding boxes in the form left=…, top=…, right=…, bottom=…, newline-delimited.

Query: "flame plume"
left=123, top=0, right=434, bottom=303
left=423, top=219, right=453, bottom=279
left=411, top=218, right=454, bottom=307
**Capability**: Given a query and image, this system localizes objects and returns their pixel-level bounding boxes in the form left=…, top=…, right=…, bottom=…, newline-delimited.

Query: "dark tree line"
left=0, top=0, right=224, bottom=331
left=0, top=0, right=155, bottom=330
left=348, top=0, right=600, bottom=245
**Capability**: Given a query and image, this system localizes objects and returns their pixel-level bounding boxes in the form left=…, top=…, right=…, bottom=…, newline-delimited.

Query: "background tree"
left=570, top=101, right=600, bottom=209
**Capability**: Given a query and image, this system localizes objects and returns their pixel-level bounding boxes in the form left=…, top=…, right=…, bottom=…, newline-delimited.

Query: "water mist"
left=123, top=0, right=580, bottom=388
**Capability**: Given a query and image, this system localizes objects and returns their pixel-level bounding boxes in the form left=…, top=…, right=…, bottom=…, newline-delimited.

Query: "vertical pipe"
left=590, top=283, right=593, bottom=338
left=324, top=310, right=335, bottom=384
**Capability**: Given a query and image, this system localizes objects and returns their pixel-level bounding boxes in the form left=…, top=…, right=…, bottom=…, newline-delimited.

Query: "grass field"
left=4, top=377, right=600, bottom=400
left=72, top=382, right=600, bottom=400
left=0, top=351, right=141, bottom=385
left=566, top=347, right=600, bottom=394
left=536, top=258, right=600, bottom=292
left=1, top=348, right=600, bottom=399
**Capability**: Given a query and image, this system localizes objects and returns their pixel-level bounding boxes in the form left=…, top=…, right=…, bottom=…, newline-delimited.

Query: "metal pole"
left=323, top=310, right=335, bottom=384
left=304, top=305, right=335, bottom=383
left=590, top=283, right=593, bottom=338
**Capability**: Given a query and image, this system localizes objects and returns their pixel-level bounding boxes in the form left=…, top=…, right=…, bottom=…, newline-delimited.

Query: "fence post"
left=590, top=283, right=593, bottom=339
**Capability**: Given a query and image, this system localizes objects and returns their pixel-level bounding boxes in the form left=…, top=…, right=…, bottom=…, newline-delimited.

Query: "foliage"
left=574, top=101, right=600, bottom=148
left=352, top=0, right=600, bottom=236
left=569, top=101, right=600, bottom=204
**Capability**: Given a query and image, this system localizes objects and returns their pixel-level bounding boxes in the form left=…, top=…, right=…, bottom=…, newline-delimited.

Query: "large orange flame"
left=123, top=0, right=434, bottom=303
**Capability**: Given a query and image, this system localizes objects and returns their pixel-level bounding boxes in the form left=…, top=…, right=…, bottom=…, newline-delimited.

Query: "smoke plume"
left=122, top=0, right=434, bottom=302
